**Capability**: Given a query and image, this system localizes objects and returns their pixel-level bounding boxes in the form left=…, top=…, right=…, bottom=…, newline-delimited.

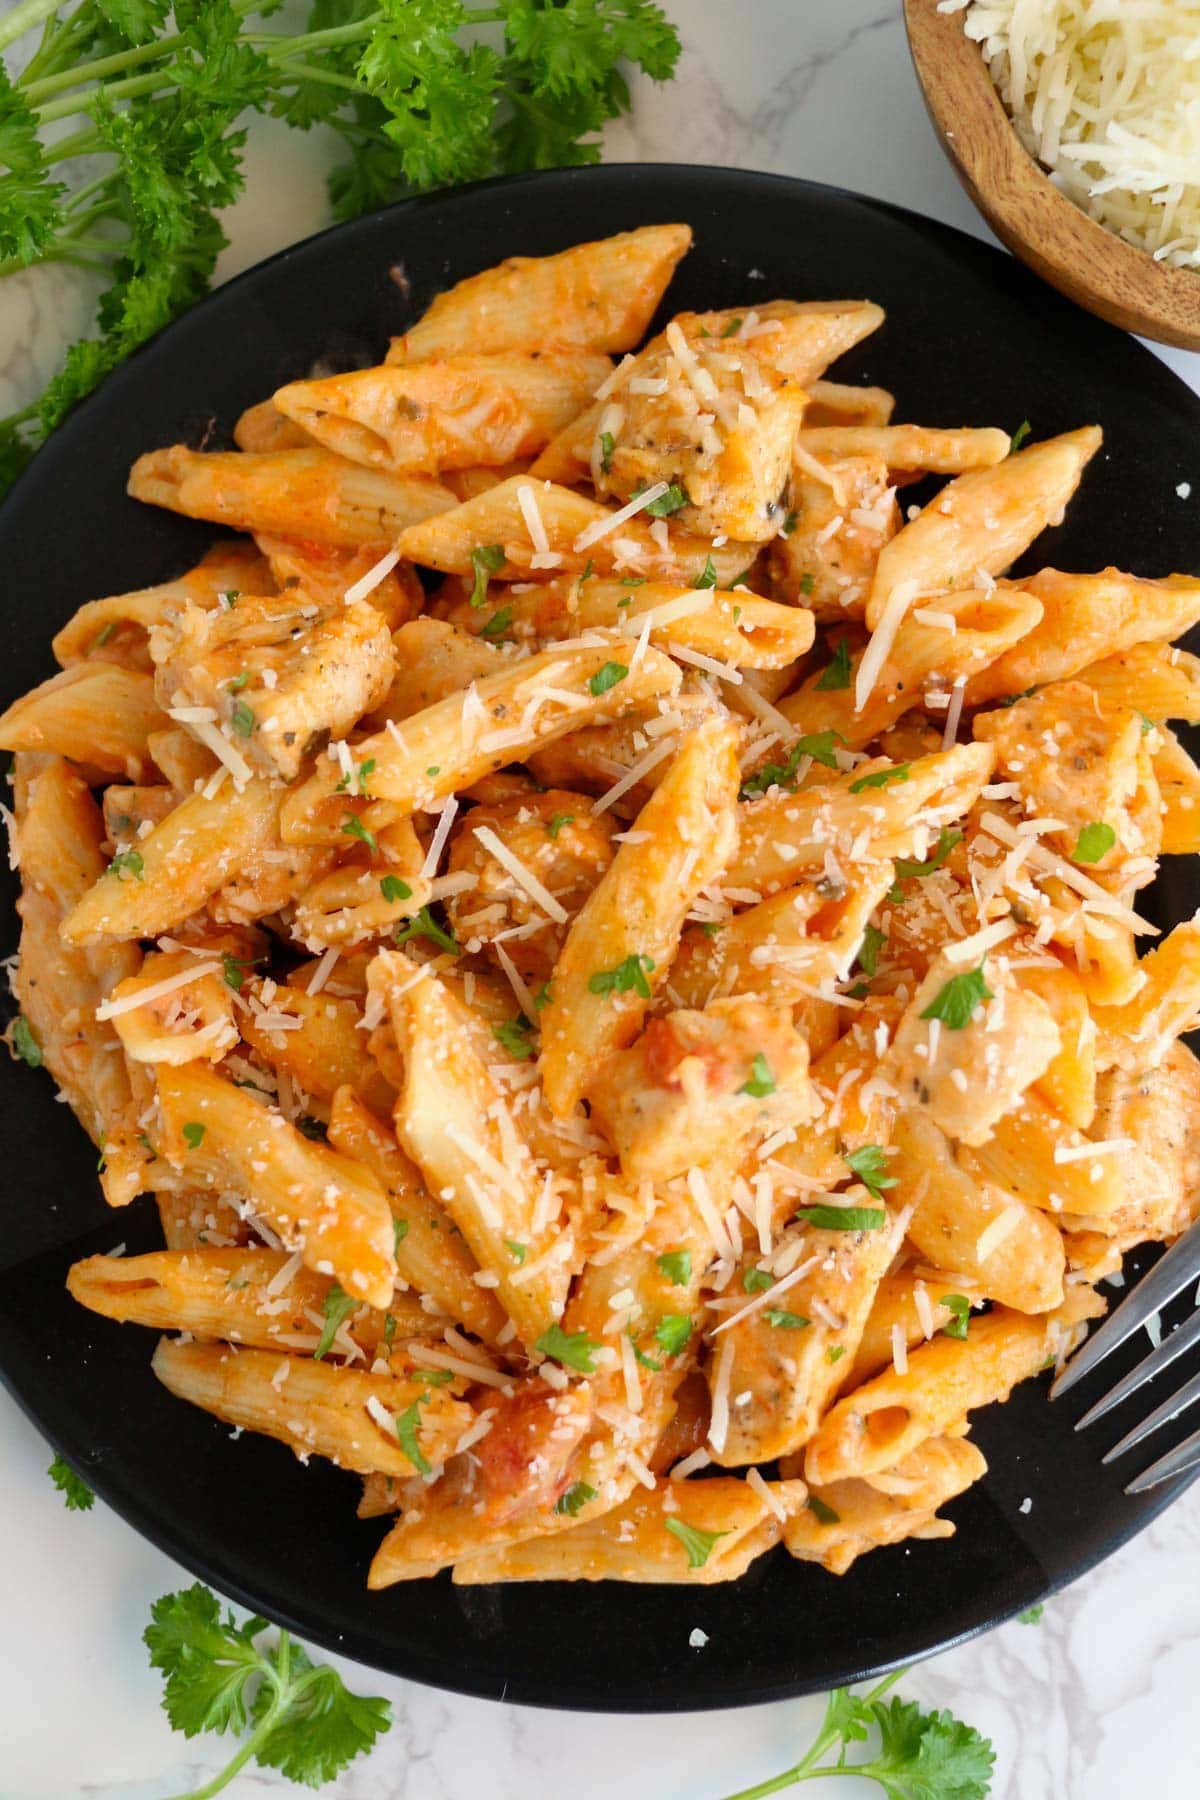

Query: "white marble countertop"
left=3, top=2, right=1200, bottom=1795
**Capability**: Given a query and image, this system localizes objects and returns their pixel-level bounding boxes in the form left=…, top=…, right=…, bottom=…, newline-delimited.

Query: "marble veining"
left=3, top=2, right=1199, bottom=1794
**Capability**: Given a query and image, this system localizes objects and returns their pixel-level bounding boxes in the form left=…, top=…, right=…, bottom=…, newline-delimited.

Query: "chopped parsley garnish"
left=341, top=814, right=378, bottom=856
left=849, top=762, right=910, bottom=794
left=394, top=1400, right=430, bottom=1475
left=181, top=1122, right=206, bottom=1150
left=108, top=848, right=144, bottom=881
left=700, top=920, right=724, bottom=937
left=797, top=1204, right=887, bottom=1233
left=380, top=874, right=413, bottom=904
left=825, top=1344, right=846, bottom=1364
left=1018, top=1603, right=1045, bottom=1625
left=230, top=700, right=256, bottom=738
left=493, top=1015, right=535, bottom=1060
left=383, top=1314, right=397, bottom=1349
left=739, top=730, right=844, bottom=800
left=643, top=482, right=689, bottom=517
left=664, top=1517, right=728, bottom=1569
left=598, top=430, right=615, bottom=473
left=766, top=1309, right=810, bottom=1330
left=657, top=1250, right=692, bottom=1286
left=816, top=636, right=852, bottom=689
left=920, top=961, right=993, bottom=1030
left=742, top=1268, right=773, bottom=1293
left=469, top=543, right=506, bottom=608
left=807, top=1493, right=841, bottom=1524
left=11, top=1015, right=41, bottom=1068
left=533, top=982, right=553, bottom=1011
left=546, top=812, right=575, bottom=840
left=480, top=605, right=513, bottom=640
left=416, top=1368, right=454, bottom=1388
left=588, top=953, right=655, bottom=999
left=226, top=671, right=251, bottom=693
left=48, top=1454, right=93, bottom=1511
left=313, top=1283, right=357, bottom=1360
left=720, top=315, right=744, bottom=337
left=393, top=1218, right=409, bottom=1252
left=654, top=1314, right=692, bottom=1356
left=504, top=1240, right=527, bottom=1264
left=693, top=554, right=719, bottom=590
left=890, top=827, right=962, bottom=897
left=393, top=906, right=460, bottom=956
left=555, top=1482, right=597, bottom=1517
left=940, top=1294, right=971, bottom=1341
left=1072, top=821, right=1116, bottom=864
left=588, top=660, right=629, bottom=696
left=798, top=569, right=816, bottom=595
left=856, top=924, right=886, bottom=979
left=739, top=1052, right=776, bottom=1098
left=535, top=1323, right=601, bottom=1374
left=1010, top=419, right=1032, bottom=453
left=93, top=621, right=117, bottom=649
left=221, top=954, right=251, bottom=992
left=336, top=757, right=376, bottom=795
left=842, top=1144, right=898, bottom=1203
left=783, top=511, right=799, bottom=538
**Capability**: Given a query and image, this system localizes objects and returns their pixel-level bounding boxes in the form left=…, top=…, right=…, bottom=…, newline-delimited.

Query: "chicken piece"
left=594, top=331, right=806, bottom=541
left=150, top=591, right=395, bottom=783
left=881, top=946, right=1061, bottom=1147
left=588, top=998, right=811, bottom=1181
left=768, top=451, right=898, bottom=618
left=1084, top=1042, right=1200, bottom=1242
left=973, top=681, right=1161, bottom=870
left=256, top=534, right=424, bottom=629
left=444, top=788, right=616, bottom=980
left=106, top=948, right=238, bottom=1066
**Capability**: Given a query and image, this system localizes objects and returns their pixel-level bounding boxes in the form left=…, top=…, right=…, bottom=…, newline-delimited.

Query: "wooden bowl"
left=904, top=0, right=1200, bottom=351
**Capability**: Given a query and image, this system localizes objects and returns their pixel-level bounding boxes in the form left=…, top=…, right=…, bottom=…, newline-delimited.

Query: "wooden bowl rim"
left=904, top=0, right=1200, bottom=351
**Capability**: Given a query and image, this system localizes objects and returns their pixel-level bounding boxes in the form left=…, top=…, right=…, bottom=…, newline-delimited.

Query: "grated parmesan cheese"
left=963, top=0, right=1200, bottom=271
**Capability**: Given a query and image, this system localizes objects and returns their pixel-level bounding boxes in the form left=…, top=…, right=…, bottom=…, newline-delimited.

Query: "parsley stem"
left=717, top=1672, right=907, bottom=1800
left=160, top=1639, right=297, bottom=1800
left=21, top=34, right=186, bottom=104
left=41, top=125, right=102, bottom=165
left=0, top=0, right=62, bottom=56
left=274, top=61, right=363, bottom=94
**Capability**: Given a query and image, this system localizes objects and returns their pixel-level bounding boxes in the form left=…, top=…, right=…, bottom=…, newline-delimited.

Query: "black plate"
left=2, top=165, right=1199, bottom=1712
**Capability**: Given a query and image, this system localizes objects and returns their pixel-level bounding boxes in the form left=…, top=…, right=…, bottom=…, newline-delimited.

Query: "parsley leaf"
left=546, top=812, right=575, bottom=840
left=48, top=1454, right=94, bottom=1511
left=588, top=660, right=629, bottom=696
left=469, top=543, right=506, bottom=608
left=230, top=700, right=256, bottom=738
left=693, top=554, right=719, bottom=590
left=892, top=827, right=962, bottom=886
left=664, top=1517, right=728, bottom=1569
left=940, top=1293, right=972, bottom=1341
left=393, top=906, right=460, bottom=957
left=11, top=1014, right=42, bottom=1068
left=108, top=848, right=144, bottom=881
left=1018, top=1603, right=1045, bottom=1625
left=1010, top=419, right=1032, bottom=453
left=1072, top=821, right=1116, bottom=864
left=643, top=482, right=689, bottom=517
left=816, top=636, right=852, bottom=690
left=598, top=430, right=615, bottom=473
left=493, top=1015, right=535, bottom=1060
left=144, top=1582, right=390, bottom=1789
left=313, top=1282, right=357, bottom=1360
left=739, top=1052, right=776, bottom=1098
left=555, top=1481, right=596, bottom=1517
left=849, top=762, right=910, bottom=794
left=857, top=924, right=886, bottom=979
left=807, top=1494, right=841, bottom=1525
left=796, top=1203, right=887, bottom=1232
left=588, top=953, right=655, bottom=999
left=480, top=605, right=513, bottom=640
left=920, top=961, right=993, bottom=1030
left=842, top=1144, right=898, bottom=1203
left=656, top=1249, right=691, bottom=1285
left=341, top=814, right=378, bottom=856
left=535, top=1322, right=601, bottom=1375
left=742, top=1268, right=773, bottom=1293
left=739, top=730, right=844, bottom=799
left=654, top=1313, right=692, bottom=1355
left=181, top=1122, right=206, bottom=1150
left=380, top=874, right=413, bottom=904
left=766, top=1309, right=810, bottom=1330
left=394, top=1400, right=430, bottom=1475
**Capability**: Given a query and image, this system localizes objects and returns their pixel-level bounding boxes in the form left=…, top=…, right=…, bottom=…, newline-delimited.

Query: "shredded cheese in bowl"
left=955, top=0, right=1200, bottom=271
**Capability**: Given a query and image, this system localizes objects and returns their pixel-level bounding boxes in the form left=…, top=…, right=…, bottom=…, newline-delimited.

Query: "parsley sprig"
left=718, top=1671, right=994, bottom=1800
left=0, top=1, right=683, bottom=489
left=145, top=1583, right=390, bottom=1798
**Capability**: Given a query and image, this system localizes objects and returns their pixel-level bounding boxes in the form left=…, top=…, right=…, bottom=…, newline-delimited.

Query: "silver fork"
left=1050, top=1219, right=1200, bottom=1494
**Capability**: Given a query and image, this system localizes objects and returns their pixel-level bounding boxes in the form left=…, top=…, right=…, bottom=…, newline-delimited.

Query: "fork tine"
left=1050, top=1221, right=1200, bottom=1398
left=1100, top=1364, right=1200, bottom=1464
left=1076, top=1306, right=1200, bottom=1430
left=1125, top=1422, right=1200, bottom=1494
